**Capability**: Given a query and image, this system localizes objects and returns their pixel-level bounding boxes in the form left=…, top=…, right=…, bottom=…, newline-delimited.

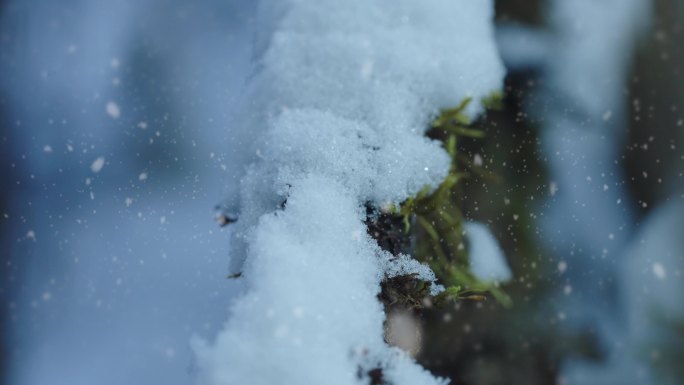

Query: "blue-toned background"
left=0, top=1, right=256, bottom=383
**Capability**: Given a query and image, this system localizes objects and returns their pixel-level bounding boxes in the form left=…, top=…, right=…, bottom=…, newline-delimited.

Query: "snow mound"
left=195, top=0, right=504, bottom=384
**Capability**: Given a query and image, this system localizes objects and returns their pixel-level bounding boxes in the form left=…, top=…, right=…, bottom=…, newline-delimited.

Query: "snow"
left=547, top=0, right=651, bottom=121
left=105, top=101, right=121, bottom=118
left=497, top=1, right=659, bottom=384
left=382, top=254, right=443, bottom=296
left=90, top=157, right=106, bottom=173
left=195, top=176, right=392, bottom=384
left=526, top=0, right=650, bottom=264
left=495, top=24, right=551, bottom=71
left=565, top=201, right=684, bottom=385
left=464, top=222, right=512, bottom=283
left=652, top=262, right=666, bottom=280
left=195, top=0, right=504, bottom=384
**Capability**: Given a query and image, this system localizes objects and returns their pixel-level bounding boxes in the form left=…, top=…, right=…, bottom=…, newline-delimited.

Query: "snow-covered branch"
left=194, top=1, right=504, bottom=384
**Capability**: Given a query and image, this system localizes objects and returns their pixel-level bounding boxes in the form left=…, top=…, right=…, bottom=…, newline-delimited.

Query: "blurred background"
left=0, top=0, right=682, bottom=384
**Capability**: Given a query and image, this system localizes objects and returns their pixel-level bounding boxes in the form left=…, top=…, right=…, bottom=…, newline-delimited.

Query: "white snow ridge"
left=192, top=1, right=504, bottom=384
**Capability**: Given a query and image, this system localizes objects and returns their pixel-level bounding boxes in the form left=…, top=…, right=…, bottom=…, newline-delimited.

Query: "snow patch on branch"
left=465, top=222, right=512, bottom=283
left=194, top=0, right=504, bottom=384
left=382, top=253, right=444, bottom=296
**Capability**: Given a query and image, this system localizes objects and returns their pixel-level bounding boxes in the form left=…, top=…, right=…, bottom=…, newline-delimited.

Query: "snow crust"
left=195, top=1, right=504, bottom=384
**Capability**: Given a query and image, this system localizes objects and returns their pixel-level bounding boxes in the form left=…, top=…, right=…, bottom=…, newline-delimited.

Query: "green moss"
left=481, top=90, right=504, bottom=111
left=373, top=98, right=511, bottom=311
